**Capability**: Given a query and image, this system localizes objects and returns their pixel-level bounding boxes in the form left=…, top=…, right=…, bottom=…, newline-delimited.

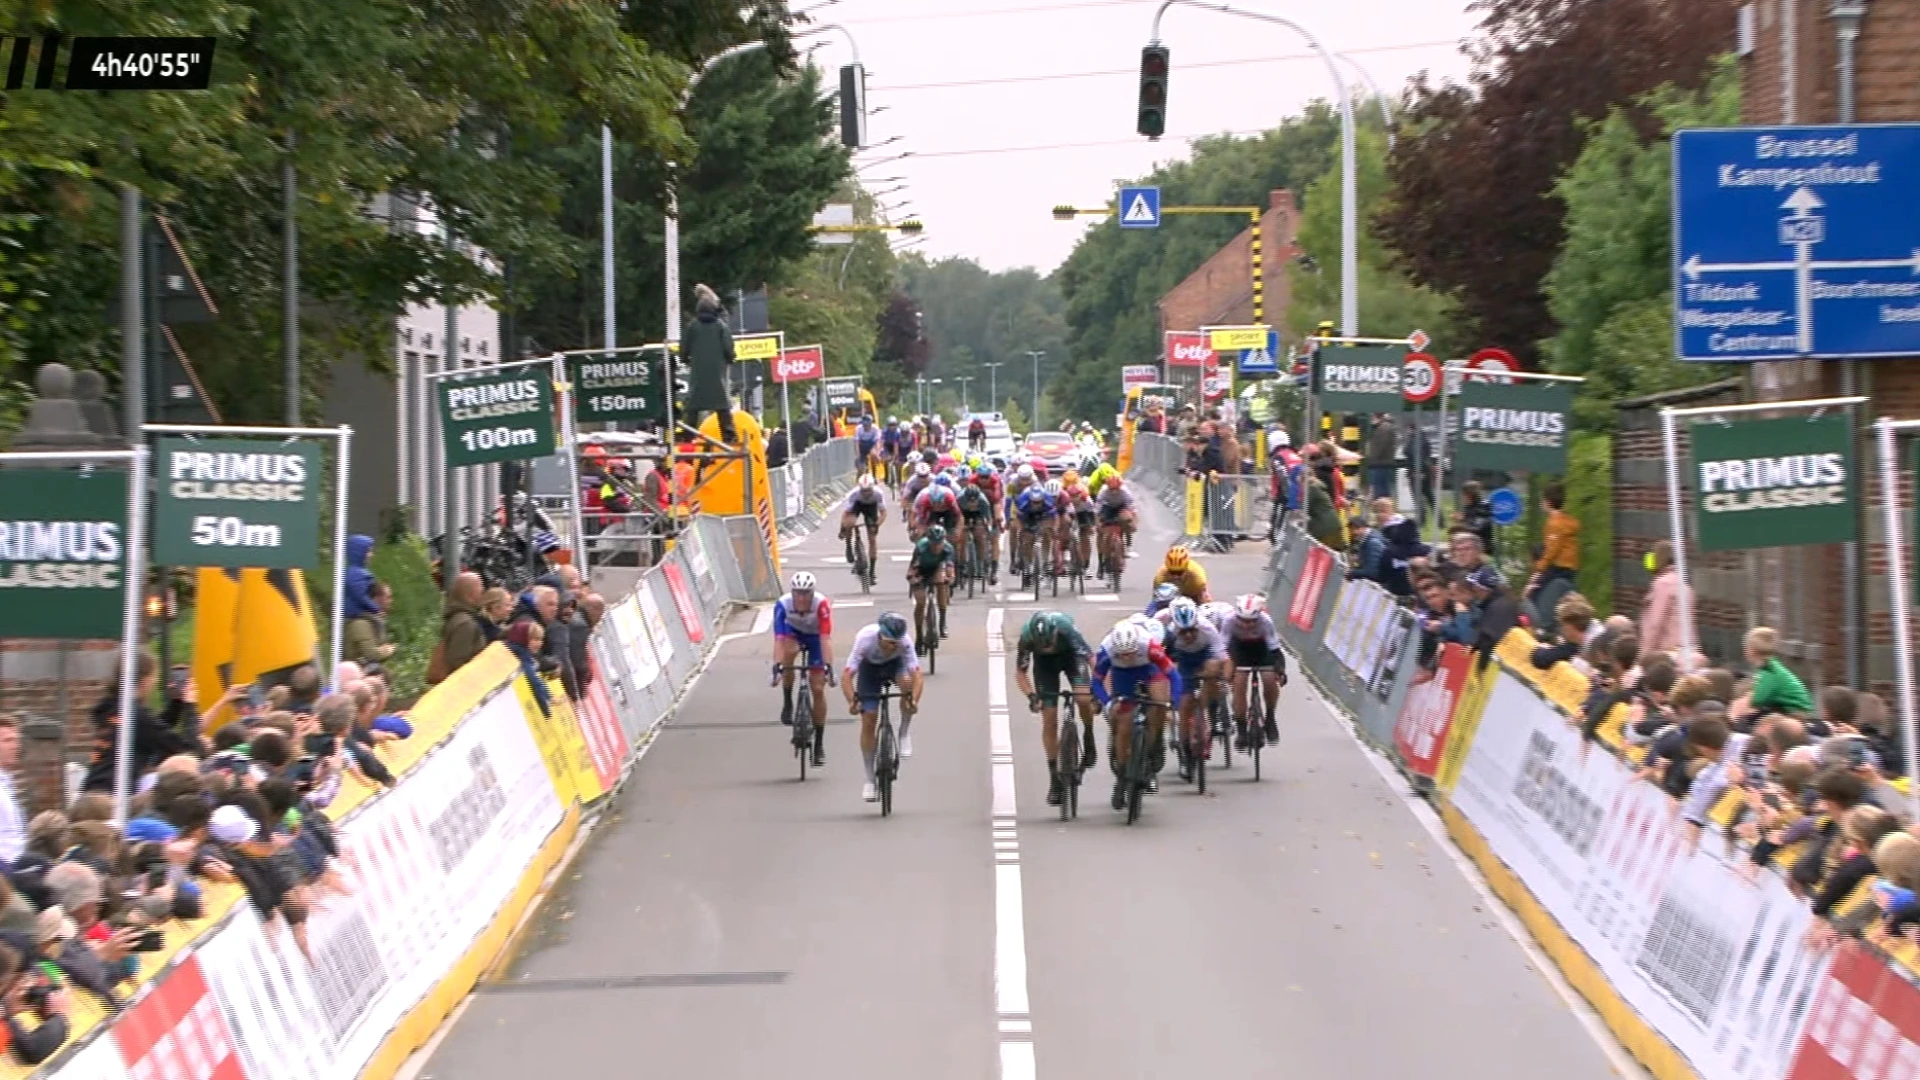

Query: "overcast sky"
left=809, top=0, right=1481, bottom=274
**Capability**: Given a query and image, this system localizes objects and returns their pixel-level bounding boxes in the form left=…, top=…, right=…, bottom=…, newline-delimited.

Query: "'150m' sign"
left=439, top=370, right=556, bottom=467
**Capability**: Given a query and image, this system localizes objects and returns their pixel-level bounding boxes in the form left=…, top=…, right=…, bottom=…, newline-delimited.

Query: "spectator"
left=1466, top=565, right=1521, bottom=668
left=344, top=581, right=396, bottom=667
left=766, top=426, right=790, bottom=469
left=0, top=717, right=24, bottom=864
left=1636, top=540, right=1694, bottom=662
left=505, top=621, right=553, bottom=718
left=1412, top=573, right=1457, bottom=673
left=1303, top=452, right=1344, bottom=550
left=1364, top=413, right=1397, bottom=500
left=43, top=862, right=138, bottom=997
left=1368, top=497, right=1429, bottom=598
left=680, top=283, right=738, bottom=445
left=580, top=592, right=607, bottom=633
left=0, top=939, right=70, bottom=1064
left=1346, top=516, right=1385, bottom=585
left=318, top=693, right=392, bottom=789
left=283, top=664, right=322, bottom=714
left=1533, top=594, right=1596, bottom=671
left=1809, top=805, right=1900, bottom=925
left=342, top=533, right=379, bottom=627
left=1453, top=480, right=1495, bottom=556
left=209, top=799, right=309, bottom=958
left=1734, top=627, right=1813, bottom=724
left=1406, top=423, right=1434, bottom=524
left=1439, top=568, right=1480, bottom=646
left=84, top=655, right=198, bottom=793
left=525, top=580, right=577, bottom=696
left=1674, top=707, right=1733, bottom=827
left=481, top=587, right=514, bottom=641
left=432, top=572, right=491, bottom=686
left=1818, top=735, right=1910, bottom=822
left=1525, top=481, right=1580, bottom=627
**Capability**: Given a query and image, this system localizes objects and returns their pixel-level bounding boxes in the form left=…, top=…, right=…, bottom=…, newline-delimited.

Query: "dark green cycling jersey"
left=1015, top=614, right=1092, bottom=671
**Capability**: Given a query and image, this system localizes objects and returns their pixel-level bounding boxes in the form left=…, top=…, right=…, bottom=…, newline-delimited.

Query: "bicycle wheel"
left=1192, top=719, right=1207, bottom=795
left=1213, top=696, right=1232, bottom=771
left=877, top=712, right=897, bottom=817
left=793, top=688, right=814, bottom=781
left=1126, top=718, right=1148, bottom=825
left=1057, top=719, right=1078, bottom=822
left=1249, top=680, right=1265, bottom=782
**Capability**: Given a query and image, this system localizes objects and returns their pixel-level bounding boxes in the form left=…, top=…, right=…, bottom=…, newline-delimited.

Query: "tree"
left=870, top=288, right=928, bottom=406
left=1286, top=125, right=1459, bottom=353
left=898, top=254, right=1069, bottom=419
left=1376, top=0, right=1738, bottom=364
left=1543, top=57, right=1741, bottom=427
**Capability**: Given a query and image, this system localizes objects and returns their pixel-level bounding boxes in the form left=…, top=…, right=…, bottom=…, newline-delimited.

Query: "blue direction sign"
left=1236, top=329, right=1281, bottom=375
left=1674, top=124, right=1920, bottom=362
left=1487, top=487, right=1524, bottom=527
left=1118, top=185, right=1161, bottom=229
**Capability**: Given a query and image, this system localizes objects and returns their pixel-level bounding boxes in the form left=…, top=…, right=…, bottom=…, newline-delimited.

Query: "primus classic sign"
left=152, top=438, right=323, bottom=570
left=1453, top=381, right=1574, bottom=474
left=572, top=351, right=666, bottom=424
left=1690, top=413, right=1857, bottom=552
left=0, top=467, right=129, bottom=638
left=438, top=370, right=556, bottom=467
left=1313, top=343, right=1407, bottom=413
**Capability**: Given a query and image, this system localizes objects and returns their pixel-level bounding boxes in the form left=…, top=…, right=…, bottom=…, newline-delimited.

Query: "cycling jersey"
left=1224, top=611, right=1284, bottom=670
left=1091, top=640, right=1177, bottom=707
left=1015, top=618, right=1093, bottom=670
left=902, top=475, right=931, bottom=505
left=1153, top=564, right=1209, bottom=603
left=844, top=487, right=887, bottom=512
left=881, top=427, right=904, bottom=452
left=773, top=592, right=834, bottom=668
left=975, top=473, right=1004, bottom=506
left=957, top=486, right=993, bottom=518
left=1014, top=487, right=1056, bottom=524
left=1086, top=463, right=1119, bottom=496
left=1224, top=611, right=1280, bottom=649
left=908, top=537, right=955, bottom=574
left=1096, top=485, right=1135, bottom=521
left=843, top=624, right=920, bottom=708
left=914, top=486, right=960, bottom=522
left=1164, top=623, right=1227, bottom=682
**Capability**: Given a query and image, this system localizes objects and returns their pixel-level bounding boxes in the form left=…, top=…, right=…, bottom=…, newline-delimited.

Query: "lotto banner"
left=1788, top=941, right=1920, bottom=1079
left=1447, top=666, right=1833, bottom=1080
left=1393, top=642, right=1471, bottom=779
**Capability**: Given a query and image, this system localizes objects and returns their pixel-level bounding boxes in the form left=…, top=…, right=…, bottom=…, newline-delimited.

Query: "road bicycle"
left=1032, top=690, right=1091, bottom=822
left=912, top=580, right=942, bottom=675
left=776, top=663, right=832, bottom=781
left=1235, top=665, right=1280, bottom=782
left=1108, top=686, right=1170, bottom=825
left=1173, top=675, right=1227, bottom=795
left=845, top=519, right=878, bottom=594
left=1097, top=518, right=1129, bottom=594
left=961, top=517, right=994, bottom=596
left=863, top=685, right=907, bottom=817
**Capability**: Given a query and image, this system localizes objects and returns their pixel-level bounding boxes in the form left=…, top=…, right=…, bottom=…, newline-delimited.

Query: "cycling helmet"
left=927, top=524, right=948, bottom=544
left=790, top=571, right=817, bottom=592
left=1017, top=463, right=1035, bottom=480
left=858, top=473, right=875, bottom=489
left=1164, top=545, right=1190, bottom=571
left=934, top=473, right=954, bottom=488
left=1062, top=469, right=1080, bottom=486
left=1108, top=622, right=1147, bottom=660
left=915, top=462, right=931, bottom=477
left=1032, top=611, right=1073, bottom=651
left=1202, top=600, right=1236, bottom=627
left=888, top=415, right=898, bottom=424
left=877, top=612, right=909, bottom=641
left=1235, top=593, right=1268, bottom=618
left=1043, top=479, right=1064, bottom=497
left=974, top=463, right=993, bottom=478
left=1168, top=597, right=1200, bottom=631
left=1153, top=582, right=1179, bottom=604
left=1126, top=612, right=1167, bottom=646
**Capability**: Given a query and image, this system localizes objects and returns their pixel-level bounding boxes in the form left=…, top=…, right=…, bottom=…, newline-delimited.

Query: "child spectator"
left=1735, top=628, right=1812, bottom=725
left=1533, top=593, right=1595, bottom=671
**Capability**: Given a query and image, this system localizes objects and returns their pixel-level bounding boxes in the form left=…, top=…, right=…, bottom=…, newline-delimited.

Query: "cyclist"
left=956, top=471, right=996, bottom=577
left=839, top=473, right=889, bottom=549
left=1091, top=621, right=1175, bottom=808
left=770, top=572, right=834, bottom=767
left=856, top=415, right=881, bottom=478
left=1200, top=598, right=1237, bottom=634
left=902, top=462, right=935, bottom=529
left=1161, top=598, right=1227, bottom=782
left=1013, top=611, right=1100, bottom=806
left=840, top=612, right=923, bottom=803
left=1222, top=593, right=1286, bottom=747
left=1085, top=456, right=1120, bottom=497
left=906, top=524, right=956, bottom=639
left=1012, top=478, right=1058, bottom=580
left=1059, top=472, right=1097, bottom=575
left=913, top=473, right=963, bottom=540
left=1094, top=474, right=1135, bottom=572
left=1153, top=545, right=1211, bottom=604
left=968, top=414, right=987, bottom=451
left=1143, top=581, right=1181, bottom=618
left=880, top=416, right=907, bottom=484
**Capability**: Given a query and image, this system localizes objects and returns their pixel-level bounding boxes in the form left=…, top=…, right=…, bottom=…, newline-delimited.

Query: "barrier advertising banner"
left=153, top=437, right=323, bottom=569
left=0, top=466, right=129, bottom=638
left=1788, top=941, right=1920, bottom=1079
left=1289, top=546, right=1334, bottom=632
left=1313, top=343, right=1407, bottom=413
left=438, top=369, right=556, bottom=467
left=1691, top=413, right=1857, bottom=551
left=661, top=560, right=705, bottom=643
left=1393, top=642, right=1472, bottom=778
left=575, top=655, right=632, bottom=789
left=1453, top=380, right=1574, bottom=474
left=609, top=596, right=662, bottom=688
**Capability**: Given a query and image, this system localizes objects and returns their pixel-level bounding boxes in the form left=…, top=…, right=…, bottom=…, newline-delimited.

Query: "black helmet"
left=877, top=612, right=909, bottom=641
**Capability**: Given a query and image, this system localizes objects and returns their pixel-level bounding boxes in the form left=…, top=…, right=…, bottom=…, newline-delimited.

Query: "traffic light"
left=839, top=63, right=867, bottom=149
left=1137, top=45, right=1169, bottom=139
left=1051, top=205, right=1077, bottom=221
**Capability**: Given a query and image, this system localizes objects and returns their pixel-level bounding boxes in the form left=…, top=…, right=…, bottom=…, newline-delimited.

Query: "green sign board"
left=821, top=376, right=862, bottom=412
left=1313, top=343, right=1407, bottom=413
left=573, top=350, right=668, bottom=424
left=1454, top=380, right=1574, bottom=474
left=1691, top=413, right=1856, bottom=552
left=437, top=369, right=556, bottom=467
left=0, top=467, right=129, bottom=638
left=152, top=438, right=323, bottom=569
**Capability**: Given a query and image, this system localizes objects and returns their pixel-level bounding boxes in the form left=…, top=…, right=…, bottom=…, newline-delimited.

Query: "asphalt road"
left=416, top=491, right=1625, bottom=1080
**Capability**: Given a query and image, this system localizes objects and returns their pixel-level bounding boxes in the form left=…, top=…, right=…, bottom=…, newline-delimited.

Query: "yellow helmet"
left=1164, top=545, right=1190, bottom=571
left=1062, top=469, right=1080, bottom=486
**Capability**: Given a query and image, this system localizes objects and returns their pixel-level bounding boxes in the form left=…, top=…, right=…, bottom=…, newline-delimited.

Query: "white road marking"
left=986, top=606, right=1036, bottom=1078
left=835, top=600, right=874, bottom=609
left=750, top=606, right=774, bottom=635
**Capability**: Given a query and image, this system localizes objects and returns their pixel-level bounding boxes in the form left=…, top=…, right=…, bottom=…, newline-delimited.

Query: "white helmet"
left=915, top=462, right=931, bottom=477
left=1168, top=597, right=1201, bottom=630
left=1202, top=601, right=1236, bottom=628
left=791, top=571, right=817, bottom=592
left=1107, top=622, right=1148, bottom=660
left=1017, top=463, right=1036, bottom=480
left=858, top=473, right=875, bottom=489
left=1235, top=593, right=1268, bottom=619
left=1044, top=479, right=1063, bottom=497
left=1126, top=612, right=1167, bottom=646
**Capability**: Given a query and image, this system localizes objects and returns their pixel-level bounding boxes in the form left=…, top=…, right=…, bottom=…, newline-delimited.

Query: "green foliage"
left=998, top=397, right=1030, bottom=435
left=1053, top=103, right=1348, bottom=423
left=1542, top=57, right=1742, bottom=428
left=1566, top=432, right=1615, bottom=616
left=368, top=531, right=440, bottom=705
left=899, top=254, right=1069, bottom=421
left=1287, top=125, right=1459, bottom=351
left=766, top=186, right=897, bottom=403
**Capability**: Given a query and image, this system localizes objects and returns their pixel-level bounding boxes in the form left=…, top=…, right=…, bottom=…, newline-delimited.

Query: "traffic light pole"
left=1145, top=1, right=1357, bottom=335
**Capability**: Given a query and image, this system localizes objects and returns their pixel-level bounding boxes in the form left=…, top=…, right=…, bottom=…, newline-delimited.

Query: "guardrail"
left=9, top=514, right=776, bottom=1080
left=1122, top=441, right=1920, bottom=1080
left=770, top=436, right=862, bottom=535
left=1129, top=431, right=1273, bottom=553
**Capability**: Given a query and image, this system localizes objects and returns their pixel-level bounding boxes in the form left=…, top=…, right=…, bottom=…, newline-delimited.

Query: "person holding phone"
left=83, top=654, right=199, bottom=794
left=0, top=940, right=69, bottom=1064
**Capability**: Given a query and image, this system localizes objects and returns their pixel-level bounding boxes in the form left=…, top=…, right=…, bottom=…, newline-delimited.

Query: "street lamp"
left=1148, top=1, right=1358, bottom=335
left=1336, top=52, right=1395, bottom=151
left=1025, top=349, right=1044, bottom=430
left=955, top=375, right=974, bottom=411
left=984, top=361, right=1004, bottom=409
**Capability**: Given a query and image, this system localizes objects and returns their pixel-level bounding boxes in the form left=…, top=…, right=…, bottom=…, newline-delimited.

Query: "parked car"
left=1022, top=430, right=1080, bottom=473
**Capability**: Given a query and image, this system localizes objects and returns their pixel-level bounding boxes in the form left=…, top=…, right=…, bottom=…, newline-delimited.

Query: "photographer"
left=0, top=940, right=69, bottom=1064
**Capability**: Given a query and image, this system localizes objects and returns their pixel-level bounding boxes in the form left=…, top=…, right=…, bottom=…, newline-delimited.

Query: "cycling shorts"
left=1017, top=510, right=1050, bottom=529
left=1030, top=653, right=1088, bottom=702
left=1170, top=651, right=1215, bottom=685
left=1098, top=505, right=1132, bottom=524
left=781, top=631, right=826, bottom=669
left=1072, top=507, right=1096, bottom=525
left=1106, top=662, right=1168, bottom=703
left=960, top=506, right=992, bottom=523
left=854, top=657, right=906, bottom=710
left=1228, top=639, right=1282, bottom=671
left=847, top=500, right=881, bottom=524
left=926, top=507, right=959, bottom=531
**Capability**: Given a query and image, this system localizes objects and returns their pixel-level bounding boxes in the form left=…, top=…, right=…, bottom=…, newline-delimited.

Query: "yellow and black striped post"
left=1248, top=209, right=1263, bottom=327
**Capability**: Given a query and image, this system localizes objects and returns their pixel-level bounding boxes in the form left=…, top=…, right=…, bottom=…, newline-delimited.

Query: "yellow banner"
left=1183, top=477, right=1205, bottom=535
left=544, top=679, right=606, bottom=804
left=1208, top=325, right=1268, bottom=352
left=1434, top=653, right=1500, bottom=794
left=735, top=334, right=780, bottom=361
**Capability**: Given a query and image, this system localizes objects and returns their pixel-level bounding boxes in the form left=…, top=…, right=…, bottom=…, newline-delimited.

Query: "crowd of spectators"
left=432, top=564, right=604, bottom=706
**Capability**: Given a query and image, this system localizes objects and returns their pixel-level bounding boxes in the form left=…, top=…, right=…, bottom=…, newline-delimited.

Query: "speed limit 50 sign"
left=1402, top=352, right=1441, bottom=404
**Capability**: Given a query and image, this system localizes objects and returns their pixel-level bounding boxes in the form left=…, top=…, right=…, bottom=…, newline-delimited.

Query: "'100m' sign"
left=439, top=371, right=557, bottom=467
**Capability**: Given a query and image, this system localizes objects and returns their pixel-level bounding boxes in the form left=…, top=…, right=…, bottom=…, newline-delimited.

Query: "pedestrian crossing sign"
left=1118, top=186, right=1161, bottom=229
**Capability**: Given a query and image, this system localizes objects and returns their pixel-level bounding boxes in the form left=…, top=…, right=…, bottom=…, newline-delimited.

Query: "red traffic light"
left=1137, top=45, right=1170, bottom=139
left=1140, top=46, right=1169, bottom=79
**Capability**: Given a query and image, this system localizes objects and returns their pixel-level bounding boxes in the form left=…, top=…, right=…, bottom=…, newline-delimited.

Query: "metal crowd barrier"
left=770, top=436, right=862, bottom=534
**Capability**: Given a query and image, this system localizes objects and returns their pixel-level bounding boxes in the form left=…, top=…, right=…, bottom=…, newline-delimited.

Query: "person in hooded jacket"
left=680, top=283, right=737, bottom=445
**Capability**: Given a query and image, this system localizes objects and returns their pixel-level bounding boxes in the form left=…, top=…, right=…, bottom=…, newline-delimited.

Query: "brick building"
left=1156, top=189, right=1302, bottom=345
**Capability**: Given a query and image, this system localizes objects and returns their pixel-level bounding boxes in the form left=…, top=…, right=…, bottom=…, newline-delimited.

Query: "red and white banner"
left=1121, top=364, right=1159, bottom=391
left=113, top=955, right=246, bottom=1080
left=576, top=654, right=633, bottom=789
left=661, top=561, right=706, bottom=643
left=1164, top=331, right=1213, bottom=368
left=1288, top=546, right=1334, bottom=631
left=1393, top=642, right=1469, bottom=778
left=1789, top=942, right=1920, bottom=1080
left=773, top=344, right=824, bottom=383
